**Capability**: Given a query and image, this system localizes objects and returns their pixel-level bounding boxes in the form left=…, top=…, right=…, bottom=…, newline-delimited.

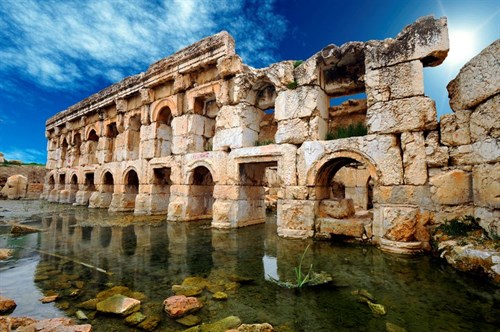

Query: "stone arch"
left=186, top=164, right=215, bottom=219
left=60, top=137, right=69, bottom=167
left=307, top=149, right=379, bottom=187
left=151, top=98, right=178, bottom=121
left=101, top=170, right=115, bottom=193
left=185, top=160, right=218, bottom=185
left=86, top=128, right=99, bottom=165
left=311, top=149, right=379, bottom=240
left=153, top=103, right=173, bottom=158
left=123, top=167, right=140, bottom=195
left=85, top=126, right=99, bottom=141
left=69, top=173, right=78, bottom=191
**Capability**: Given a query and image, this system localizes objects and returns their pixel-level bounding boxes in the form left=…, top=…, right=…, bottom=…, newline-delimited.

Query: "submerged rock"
left=96, top=294, right=141, bottom=316
left=386, top=322, right=407, bottom=332
left=11, top=224, right=41, bottom=235
left=76, top=298, right=100, bottom=310
left=40, top=294, right=58, bottom=303
left=186, top=315, right=242, bottom=332
left=352, top=289, right=376, bottom=303
left=227, top=323, right=274, bottom=332
left=164, top=295, right=203, bottom=318
left=125, top=312, right=146, bottom=326
left=137, top=314, right=161, bottom=331
left=75, top=310, right=88, bottom=320
left=212, top=291, right=228, bottom=301
left=0, top=248, right=13, bottom=260
left=0, top=317, right=91, bottom=332
left=172, top=284, right=204, bottom=297
left=0, top=296, right=16, bottom=314
left=176, top=314, right=201, bottom=327
left=367, top=300, right=387, bottom=315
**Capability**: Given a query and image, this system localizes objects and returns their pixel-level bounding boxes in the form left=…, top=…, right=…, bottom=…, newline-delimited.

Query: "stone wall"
left=43, top=16, right=497, bottom=253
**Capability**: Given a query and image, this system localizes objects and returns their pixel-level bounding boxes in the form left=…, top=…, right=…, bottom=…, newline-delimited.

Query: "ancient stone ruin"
left=42, top=16, right=499, bottom=254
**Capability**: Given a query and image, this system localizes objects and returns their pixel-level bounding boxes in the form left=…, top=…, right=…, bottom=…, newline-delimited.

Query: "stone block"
left=365, top=16, right=449, bottom=70
left=429, top=169, right=472, bottom=205
left=434, top=205, right=474, bottom=224
left=140, top=125, right=155, bottom=141
left=449, top=138, right=500, bottom=165
left=213, top=127, right=258, bottom=151
left=1, top=175, right=28, bottom=199
left=172, top=115, right=188, bottom=137
left=277, top=200, right=316, bottom=238
left=172, top=135, right=204, bottom=154
left=470, top=94, right=500, bottom=142
left=472, top=163, right=500, bottom=209
left=367, top=97, right=437, bottom=134
left=156, top=124, right=172, bottom=140
left=401, top=131, right=427, bottom=185
left=216, top=105, right=263, bottom=132
left=309, top=116, right=328, bottom=141
left=275, top=118, right=309, bottom=144
left=188, top=114, right=206, bottom=136
left=425, top=131, right=449, bottom=167
left=447, top=39, right=500, bottom=111
left=295, top=53, right=320, bottom=85
left=275, top=86, right=328, bottom=121
left=316, top=218, right=366, bottom=238
left=140, top=140, right=155, bottom=160
left=216, top=55, right=245, bottom=78
left=475, top=207, right=500, bottom=237
left=365, top=60, right=424, bottom=106
left=440, top=110, right=471, bottom=146
left=382, top=205, right=418, bottom=242
left=318, top=199, right=355, bottom=218
left=284, top=186, right=309, bottom=200
left=375, top=185, right=433, bottom=208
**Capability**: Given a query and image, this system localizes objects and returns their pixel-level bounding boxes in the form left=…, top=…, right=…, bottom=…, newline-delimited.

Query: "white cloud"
left=0, top=0, right=287, bottom=92
left=2, top=148, right=47, bottom=164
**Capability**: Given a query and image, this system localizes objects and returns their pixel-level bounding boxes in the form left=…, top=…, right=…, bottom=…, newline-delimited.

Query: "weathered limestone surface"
left=447, top=39, right=500, bottom=111
left=1, top=174, right=28, bottom=199
left=42, top=15, right=498, bottom=256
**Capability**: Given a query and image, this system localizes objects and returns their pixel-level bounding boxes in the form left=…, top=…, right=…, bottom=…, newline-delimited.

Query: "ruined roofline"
left=46, top=31, right=235, bottom=129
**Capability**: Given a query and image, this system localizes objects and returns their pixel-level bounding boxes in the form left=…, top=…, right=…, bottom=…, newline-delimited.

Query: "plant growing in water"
left=268, top=244, right=333, bottom=288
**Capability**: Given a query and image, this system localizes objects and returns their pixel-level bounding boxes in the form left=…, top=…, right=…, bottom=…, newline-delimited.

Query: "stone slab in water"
left=96, top=294, right=141, bottom=316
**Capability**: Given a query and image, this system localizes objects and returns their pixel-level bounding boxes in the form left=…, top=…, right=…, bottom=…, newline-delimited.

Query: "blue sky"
left=0, top=0, right=498, bottom=163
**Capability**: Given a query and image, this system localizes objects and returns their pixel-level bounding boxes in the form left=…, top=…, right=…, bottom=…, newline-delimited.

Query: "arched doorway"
left=68, top=174, right=78, bottom=203
left=86, top=129, right=99, bottom=165
left=187, top=166, right=214, bottom=219
left=314, top=155, right=377, bottom=241
left=155, top=107, right=172, bottom=157
left=122, top=169, right=139, bottom=211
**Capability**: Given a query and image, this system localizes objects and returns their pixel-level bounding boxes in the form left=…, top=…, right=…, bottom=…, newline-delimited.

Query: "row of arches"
left=47, top=148, right=378, bottom=240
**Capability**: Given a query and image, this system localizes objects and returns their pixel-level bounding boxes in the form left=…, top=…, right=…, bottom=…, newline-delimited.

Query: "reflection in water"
left=0, top=203, right=498, bottom=331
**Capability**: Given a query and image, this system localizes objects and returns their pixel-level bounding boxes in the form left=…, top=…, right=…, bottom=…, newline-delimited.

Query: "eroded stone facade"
left=43, top=16, right=498, bottom=253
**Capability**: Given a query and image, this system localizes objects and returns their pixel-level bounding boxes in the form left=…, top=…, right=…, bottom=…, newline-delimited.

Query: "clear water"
left=0, top=201, right=499, bottom=331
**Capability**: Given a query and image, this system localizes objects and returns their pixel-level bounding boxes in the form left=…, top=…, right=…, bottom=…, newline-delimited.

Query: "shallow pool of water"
left=0, top=201, right=499, bottom=331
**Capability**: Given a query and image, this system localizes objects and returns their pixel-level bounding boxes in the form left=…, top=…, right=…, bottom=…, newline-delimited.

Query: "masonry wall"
left=43, top=16, right=498, bottom=254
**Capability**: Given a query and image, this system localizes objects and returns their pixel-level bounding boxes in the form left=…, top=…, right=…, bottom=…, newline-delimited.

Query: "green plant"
left=436, top=215, right=483, bottom=237
left=286, top=81, right=298, bottom=89
left=294, top=244, right=313, bottom=287
left=268, top=244, right=333, bottom=289
left=326, top=122, right=367, bottom=140
left=255, top=140, right=274, bottom=146
left=293, top=60, right=304, bottom=68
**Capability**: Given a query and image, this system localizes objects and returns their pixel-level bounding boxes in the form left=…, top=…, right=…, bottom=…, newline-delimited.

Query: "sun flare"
left=446, top=29, right=478, bottom=66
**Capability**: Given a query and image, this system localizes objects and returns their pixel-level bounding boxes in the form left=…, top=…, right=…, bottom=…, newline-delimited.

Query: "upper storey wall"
left=46, top=31, right=235, bottom=130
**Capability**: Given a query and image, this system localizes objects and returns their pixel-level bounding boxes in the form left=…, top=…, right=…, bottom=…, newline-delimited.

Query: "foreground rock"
left=0, top=317, right=91, bottom=332
left=0, top=248, right=13, bottom=260
left=0, top=296, right=16, bottom=314
left=96, top=294, right=141, bottom=316
left=164, top=295, right=203, bottom=318
left=185, top=316, right=242, bottom=332
left=11, top=224, right=41, bottom=235
left=0, top=175, right=28, bottom=200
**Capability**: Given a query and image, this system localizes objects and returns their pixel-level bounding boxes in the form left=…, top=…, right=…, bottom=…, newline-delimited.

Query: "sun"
left=446, top=28, right=478, bottom=67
